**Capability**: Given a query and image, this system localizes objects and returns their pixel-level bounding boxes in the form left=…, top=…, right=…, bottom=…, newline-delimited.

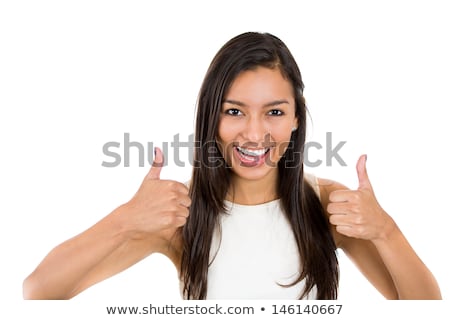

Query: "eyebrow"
left=223, top=99, right=290, bottom=108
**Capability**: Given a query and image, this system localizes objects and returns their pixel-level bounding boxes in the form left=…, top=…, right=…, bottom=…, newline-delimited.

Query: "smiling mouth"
left=236, top=146, right=270, bottom=157
left=234, top=146, right=271, bottom=166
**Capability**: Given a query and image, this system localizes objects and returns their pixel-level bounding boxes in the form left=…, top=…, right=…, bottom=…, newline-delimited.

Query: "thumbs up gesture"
left=327, top=155, right=393, bottom=241
left=120, top=147, right=191, bottom=239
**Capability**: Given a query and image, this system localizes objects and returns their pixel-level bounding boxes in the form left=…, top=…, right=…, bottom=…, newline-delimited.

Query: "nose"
left=243, top=116, right=266, bottom=144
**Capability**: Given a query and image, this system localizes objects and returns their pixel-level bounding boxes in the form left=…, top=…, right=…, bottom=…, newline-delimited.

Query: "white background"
left=1, top=0, right=448, bottom=317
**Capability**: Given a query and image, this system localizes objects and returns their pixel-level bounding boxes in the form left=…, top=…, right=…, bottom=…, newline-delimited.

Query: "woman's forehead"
left=224, top=67, right=295, bottom=105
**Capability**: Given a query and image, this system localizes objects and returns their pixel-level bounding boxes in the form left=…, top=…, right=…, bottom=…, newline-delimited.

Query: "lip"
left=233, top=146, right=271, bottom=167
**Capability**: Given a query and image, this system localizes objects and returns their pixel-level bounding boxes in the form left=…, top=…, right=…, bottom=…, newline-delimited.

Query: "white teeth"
left=236, top=147, right=269, bottom=157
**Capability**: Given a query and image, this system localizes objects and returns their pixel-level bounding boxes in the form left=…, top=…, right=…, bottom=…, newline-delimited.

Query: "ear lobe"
left=292, top=118, right=299, bottom=132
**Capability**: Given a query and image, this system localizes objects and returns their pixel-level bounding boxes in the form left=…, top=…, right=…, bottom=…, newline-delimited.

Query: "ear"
left=292, top=117, right=299, bottom=132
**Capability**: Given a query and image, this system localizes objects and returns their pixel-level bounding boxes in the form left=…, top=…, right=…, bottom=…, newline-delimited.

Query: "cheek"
left=217, top=118, right=240, bottom=144
left=217, top=120, right=234, bottom=155
left=271, top=128, right=295, bottom=157
left=217, top=120, right=226, bottom=141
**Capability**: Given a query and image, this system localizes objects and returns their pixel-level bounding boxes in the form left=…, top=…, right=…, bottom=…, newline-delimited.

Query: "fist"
left=121, top=147, right=191, bottom=238
left=327, top=155, right=393, bottom=241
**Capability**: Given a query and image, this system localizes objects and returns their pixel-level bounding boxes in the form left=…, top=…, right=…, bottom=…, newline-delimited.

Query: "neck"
left=226, top=170, right=279, bottom=205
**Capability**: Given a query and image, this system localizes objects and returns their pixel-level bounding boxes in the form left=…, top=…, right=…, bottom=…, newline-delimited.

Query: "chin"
left=230, top=165, right=277, bottom=182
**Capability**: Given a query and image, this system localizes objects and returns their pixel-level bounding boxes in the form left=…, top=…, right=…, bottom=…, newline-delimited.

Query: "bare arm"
left=320, top=155, right=441, bottom=299
left=366, top=222, right=441, bottom=299
left=23, top=148, right=189, bottom=299
left=24, top=211, right=144, bottom=299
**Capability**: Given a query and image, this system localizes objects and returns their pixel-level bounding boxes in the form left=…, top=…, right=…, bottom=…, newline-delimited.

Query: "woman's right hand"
left=118, top=147, right=191, bottom=240
left=23, top=147, right=190, bottom=299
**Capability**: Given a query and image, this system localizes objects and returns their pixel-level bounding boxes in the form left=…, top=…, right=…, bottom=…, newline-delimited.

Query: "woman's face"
left=217, top=66, right=298, bottom=182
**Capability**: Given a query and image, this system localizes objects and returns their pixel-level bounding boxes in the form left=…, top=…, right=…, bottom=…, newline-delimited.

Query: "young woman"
left=23, top=32, right=441, bottom=300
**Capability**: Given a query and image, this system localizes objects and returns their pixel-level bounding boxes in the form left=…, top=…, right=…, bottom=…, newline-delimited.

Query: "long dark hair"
left=180, top=32, right=339, bottom=299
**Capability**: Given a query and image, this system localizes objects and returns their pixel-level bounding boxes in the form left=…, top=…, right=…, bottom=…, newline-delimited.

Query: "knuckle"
left=354, top=215, right=363, bottom=225
left=355, top=226, right=365, bottom=236
left=166, top=180, right=176, bottom=188
left=168, top=190, right=178, bottom=200
left=180, top=184, right=189, bottom=193
left=169, top=204, right=180, bottom=214
left=348, top=193, right=356, bottom=202
left=354, top=191, right=363, bottom=201
left=163, top=180, right=177, bottom=191
left=348, top=203, right=360, bottom=213
left=161, top=215, right=176, bottom=227
left=183, top=207, right=190, bottom=217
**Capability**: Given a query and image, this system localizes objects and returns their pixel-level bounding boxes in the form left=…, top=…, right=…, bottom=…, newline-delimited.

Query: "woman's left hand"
left=327, top=155, right=395, bottom=241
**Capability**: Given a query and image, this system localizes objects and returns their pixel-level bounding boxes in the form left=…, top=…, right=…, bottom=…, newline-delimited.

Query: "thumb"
left=146, top=147, right=164, bottom=180
left=356, top=154, right=372, bottom=190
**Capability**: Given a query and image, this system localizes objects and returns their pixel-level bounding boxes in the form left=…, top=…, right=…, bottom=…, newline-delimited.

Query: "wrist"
left=108, top=203, right=140, bottom=239
left=110, top=203, right=161, bottom=241
left=372, top=214, right=399, bottom=246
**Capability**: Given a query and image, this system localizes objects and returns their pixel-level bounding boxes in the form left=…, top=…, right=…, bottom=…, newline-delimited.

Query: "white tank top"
left=205, top=173, right=320, bottom=299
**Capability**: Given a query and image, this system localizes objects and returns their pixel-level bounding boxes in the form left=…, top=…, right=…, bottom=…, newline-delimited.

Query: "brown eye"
left=225, top=108, right=242, bottom=116
left=268, top=109, right=284, bottom=116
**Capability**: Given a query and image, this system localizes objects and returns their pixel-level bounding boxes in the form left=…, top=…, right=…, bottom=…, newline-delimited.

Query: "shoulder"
left=316, top=177, right=349, bottom=197
left=303, top=173, right=348, bottom=201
